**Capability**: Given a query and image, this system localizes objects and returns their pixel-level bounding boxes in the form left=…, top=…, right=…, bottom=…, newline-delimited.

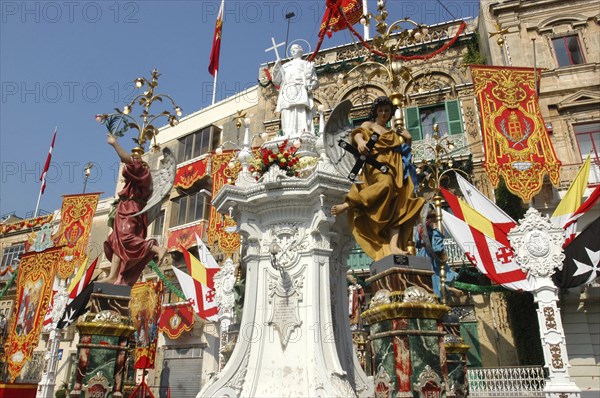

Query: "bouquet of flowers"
left=249, top=139, right=300, bottom=180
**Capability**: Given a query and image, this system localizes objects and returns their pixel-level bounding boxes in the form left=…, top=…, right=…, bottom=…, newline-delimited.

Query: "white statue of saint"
left=272, top=44, right=319, bottom=138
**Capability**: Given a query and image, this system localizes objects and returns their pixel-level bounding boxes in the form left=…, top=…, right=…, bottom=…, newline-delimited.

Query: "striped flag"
left=208, top=0, right=224, bottom=77
left=442, top=210, right=532, bottom=291
left=441, top=188, right=532, bottom=291
left=54, top=257, right=99, bottom=330
left=442, top=188, right=512, bottom=246
left=40, top=128, right=57, bottom=194
left=177, top=234, right=219, bottom=321
left=43, top=276, right=60, bottom=328
left=551, top=157, right=600, bottom=245
left=456, top=174, right=516, bottom=228
left=68, top=257, right=98, bottom=300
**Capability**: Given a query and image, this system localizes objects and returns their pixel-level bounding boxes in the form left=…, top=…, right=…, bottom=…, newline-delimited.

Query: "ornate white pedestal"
left=199, top=163, right=374, bottom=397
left=509, top=208, right=581, bottom=398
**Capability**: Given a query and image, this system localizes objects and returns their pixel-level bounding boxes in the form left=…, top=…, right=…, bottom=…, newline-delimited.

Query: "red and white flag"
left=176, top=234, right=220, bottom=321
left=442, top=210, right=533, bottom=291
left=40, top=128, right=57, bottom=194
left=172, top=266, right=218, bottom=322
left=208, top=0, right=224, bottom=77
left=43, top=257, right=98, bottom=327
left=456, top=174, right=516, bottom=232
left=43, top=276, right=60, bottom=328
left=441, top=188, right=532, bottom=291
left=68, top=257, right=99, bottom=301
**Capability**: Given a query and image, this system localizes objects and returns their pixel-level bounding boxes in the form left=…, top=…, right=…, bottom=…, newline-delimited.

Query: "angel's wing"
left=323, top=99, right=356, bottom=178
left=133, top=147, right=177, bottom=223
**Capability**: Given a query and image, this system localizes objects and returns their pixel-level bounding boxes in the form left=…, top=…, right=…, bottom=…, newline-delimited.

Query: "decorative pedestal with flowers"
left=198, top=140, right=374, bottom=397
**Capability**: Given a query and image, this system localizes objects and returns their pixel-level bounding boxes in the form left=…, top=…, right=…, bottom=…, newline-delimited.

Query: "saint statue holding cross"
left=267, top=40, right=319, bottom=138
left=327, top=96, right=425, bottom=261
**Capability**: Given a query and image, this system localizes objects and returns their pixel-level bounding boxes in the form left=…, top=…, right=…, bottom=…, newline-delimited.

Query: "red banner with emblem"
left=130, top=280, right=163, bottom=369
left=158, top=302, right=196, bottom=339
left=167, top=222, right=207, bottom=251
left=320, top=0, right=363, bottom=34
left=207, top=151, right=241, bottom=258
left=52, top=193, right=100, bottom=279
left=4, top=247, right=61, bottom=382
left=174, top=157, right=210, bottom=190
left=470, top=66, right=561, bottom=202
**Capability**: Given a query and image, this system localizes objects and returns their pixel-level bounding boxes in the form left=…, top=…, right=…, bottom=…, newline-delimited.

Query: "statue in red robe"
left=101, top=134, right=169, bottom=286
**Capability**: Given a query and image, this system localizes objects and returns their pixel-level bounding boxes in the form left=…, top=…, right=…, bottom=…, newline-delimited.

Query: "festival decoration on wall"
left=52, top=193, right=100, bottom=279
left=174, top=157, right=210, bottom=190
left=130, top=280, right=163, bottom=369
left=206, top=151, right=241, bottom=258
left=158, top=301, right=196, bottom=339
left=4, top=247, right=61, bottom=382
left=0, top=214, right=53, bottom=235
left=167, top=223, right=207, bottom=251
left=470, top=65, right=561, bottom=202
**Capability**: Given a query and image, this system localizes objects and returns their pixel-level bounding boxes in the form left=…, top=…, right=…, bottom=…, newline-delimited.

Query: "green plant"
left=55, top=381, right=68, bottom=398
left=463, top=33, right=487, bottom=65
left=495, top=176, right=526, bottom=221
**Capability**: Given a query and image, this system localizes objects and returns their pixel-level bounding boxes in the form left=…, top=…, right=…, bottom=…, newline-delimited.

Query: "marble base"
left=200, top=163, right=374, bottom=397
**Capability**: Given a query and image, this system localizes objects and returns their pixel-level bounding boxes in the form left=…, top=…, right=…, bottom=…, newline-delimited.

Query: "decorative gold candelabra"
left=96, top=69, right=182, bottom=156
left=214, top=116, right=269, bottom=183
left=342, top=0, right=430, bottom=106
left=416, top=124, right=469, bottom=304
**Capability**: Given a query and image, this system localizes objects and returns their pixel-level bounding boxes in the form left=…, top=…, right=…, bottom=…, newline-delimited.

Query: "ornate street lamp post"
left=96, top=69, right=182, bottom=155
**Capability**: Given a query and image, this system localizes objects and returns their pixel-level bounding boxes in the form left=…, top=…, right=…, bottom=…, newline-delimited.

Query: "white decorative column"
left=508, top=208, right=581, bottom=398
left=199, top=160, right=374, bottom=398
left=214, top=258, right=237, bottom=370
left=37, top=278, right=69, bottom=398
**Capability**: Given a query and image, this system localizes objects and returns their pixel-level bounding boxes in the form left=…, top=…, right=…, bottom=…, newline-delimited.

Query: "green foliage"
left=104, top=115, right=129, bottom=137
left=505, top=291, right=545, bottom=365
left=495, top=176, right=526, bottom=221
left=55, top=382, right=68, bottom=398
left=463, top=33, right=486, bottom=65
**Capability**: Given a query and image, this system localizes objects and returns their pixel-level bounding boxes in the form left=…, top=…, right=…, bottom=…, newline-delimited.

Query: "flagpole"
left=35, top=127, right=57, bottom=217
left=36, top=278, right=69, bottom=398
left=34, top=181, right=43, bottom=217
left=212, top=69, right=218, bottom=105
left=532, top=38, right=538, bottom=101
left=362, top=0, right=370, bottom=40
left=210, top=0, right=225, bottom=105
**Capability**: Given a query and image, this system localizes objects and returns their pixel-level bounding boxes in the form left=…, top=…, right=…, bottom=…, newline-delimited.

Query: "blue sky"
left=0, top=0, right=478, bottom=218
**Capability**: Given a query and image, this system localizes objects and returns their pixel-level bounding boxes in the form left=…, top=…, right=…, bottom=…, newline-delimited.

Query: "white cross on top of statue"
left=265, top=37, right=285, bottom=62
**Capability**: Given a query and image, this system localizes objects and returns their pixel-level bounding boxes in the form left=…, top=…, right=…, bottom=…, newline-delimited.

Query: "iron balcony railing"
left=467, top=366, right=545, bottom=397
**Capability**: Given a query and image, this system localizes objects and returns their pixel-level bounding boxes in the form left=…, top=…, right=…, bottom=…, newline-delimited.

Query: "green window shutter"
left=405, top=106, right=422, bottom=141
left=460, top=322, right=482, bottom=367
left=445, top=100, right=464, bottom=135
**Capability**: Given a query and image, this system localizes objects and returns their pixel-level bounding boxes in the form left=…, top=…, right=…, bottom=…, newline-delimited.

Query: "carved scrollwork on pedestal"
left=266, top=224, right=310, bottom=269
left=214, top=258, right=237, bottom=315
left=549, top=344, right=565, bottom=369
left=92, top=310, right=121, bottom=324
left=267, top=267, right=305, bottom=350
left=543, top=306, right=558, bottom=330
left=330, top=371, right=357, bottom=398
left=403, top=286, right=437, bottom=304
left=508, top=208, right=565, bottom=278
